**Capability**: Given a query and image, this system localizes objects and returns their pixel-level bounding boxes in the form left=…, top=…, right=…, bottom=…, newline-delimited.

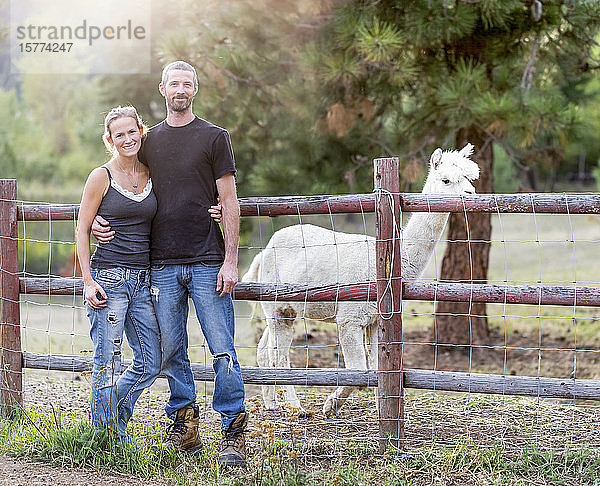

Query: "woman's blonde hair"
left=102, top=106, right=147, bottom=155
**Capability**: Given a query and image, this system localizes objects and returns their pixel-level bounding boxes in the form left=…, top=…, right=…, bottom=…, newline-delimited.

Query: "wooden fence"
left=2, top=159, right=600, bottom=452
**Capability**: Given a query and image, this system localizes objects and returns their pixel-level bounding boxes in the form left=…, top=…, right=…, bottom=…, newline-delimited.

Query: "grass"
left=1, top=398, right=600, bottom=486
left=0, top=407, right=315, bottom=485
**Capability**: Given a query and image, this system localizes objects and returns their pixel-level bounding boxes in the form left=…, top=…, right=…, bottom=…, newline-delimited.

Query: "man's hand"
left=91, top=215, right=114, bottom=243
left=216, top=261, right=238, bottom=297
left=208, top=198, right=222, bottom=223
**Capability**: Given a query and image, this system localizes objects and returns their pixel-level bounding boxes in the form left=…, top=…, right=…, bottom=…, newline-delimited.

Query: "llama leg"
left=257, top=326, right=276, bottom=410
left=323, top=320, right=367, bottom=416
left=365, top=316, right=378, bottom=371
left=270, top=312, right=304, bottom=411
left=366, top=316, right=379, bottom=412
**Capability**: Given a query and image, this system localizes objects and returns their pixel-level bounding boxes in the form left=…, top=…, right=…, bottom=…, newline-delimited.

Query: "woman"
left=76, top=106, right=161, bottom=440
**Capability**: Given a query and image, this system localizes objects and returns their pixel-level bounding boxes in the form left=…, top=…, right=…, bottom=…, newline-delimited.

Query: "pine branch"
left=366, top=137, right=395, bottom=157
left=202, top=55, right=256, bottom=85
left=520, top=38, right=539, bottom=96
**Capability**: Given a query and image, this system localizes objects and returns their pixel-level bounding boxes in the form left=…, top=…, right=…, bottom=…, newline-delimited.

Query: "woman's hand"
left=84, top=280, right=108, bottom=309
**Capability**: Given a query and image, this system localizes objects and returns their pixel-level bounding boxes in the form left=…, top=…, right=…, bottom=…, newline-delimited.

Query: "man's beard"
left=168, top=96, right=192, bottom=112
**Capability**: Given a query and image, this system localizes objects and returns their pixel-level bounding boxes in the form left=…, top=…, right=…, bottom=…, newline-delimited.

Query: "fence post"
left=374, top=158, right=404, bottom=452
left=0, top=179, right=22, bottom=416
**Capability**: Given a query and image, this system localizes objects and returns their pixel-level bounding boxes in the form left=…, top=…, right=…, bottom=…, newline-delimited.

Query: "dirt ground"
left=285, top=321, right=600, bottom=379
left=0, top=455, right=165, bottom=486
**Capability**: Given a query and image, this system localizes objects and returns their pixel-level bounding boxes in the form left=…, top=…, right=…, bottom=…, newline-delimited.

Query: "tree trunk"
left=432, top=127, right=493, bottom=348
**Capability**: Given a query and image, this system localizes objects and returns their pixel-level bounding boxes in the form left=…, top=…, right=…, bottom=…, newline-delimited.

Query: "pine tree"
left=313, top=0, right=600, bottom=346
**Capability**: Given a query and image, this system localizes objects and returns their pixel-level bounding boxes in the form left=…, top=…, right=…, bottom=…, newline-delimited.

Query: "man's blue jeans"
left=87, top=267, right=161, bottom=438
left=150, top=263, right=245, bottom=430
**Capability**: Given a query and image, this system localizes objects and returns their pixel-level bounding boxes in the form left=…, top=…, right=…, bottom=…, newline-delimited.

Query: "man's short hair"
left=161, top=61, right=198, bottom=88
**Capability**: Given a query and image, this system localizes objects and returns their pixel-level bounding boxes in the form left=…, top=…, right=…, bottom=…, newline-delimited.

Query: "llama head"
left=425, top=143, right=480, bottom=195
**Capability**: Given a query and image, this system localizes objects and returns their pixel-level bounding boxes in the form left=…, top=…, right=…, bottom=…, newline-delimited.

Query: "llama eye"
left=442, top=179, right=450, bottom=184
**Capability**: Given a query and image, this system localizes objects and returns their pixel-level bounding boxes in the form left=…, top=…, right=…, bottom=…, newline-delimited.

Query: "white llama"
left=243, top=144, right=480, bottom=415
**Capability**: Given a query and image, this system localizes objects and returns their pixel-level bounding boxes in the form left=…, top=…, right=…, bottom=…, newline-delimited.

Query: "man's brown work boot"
left=218, top=412, right=248, bottom=467
left=163, top=404, right=202, bottom=453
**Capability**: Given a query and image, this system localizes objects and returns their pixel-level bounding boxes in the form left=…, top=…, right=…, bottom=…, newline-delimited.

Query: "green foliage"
left=493, top=144, right=520, bottom=193
left=19, top=221, right=77, bottom=276
left=0, top=75, right=106, bottom=200
left=95, top=0, right=190, bottom=126
left=568, top=66, right=600, bottom=190
left=355, top=18, right=405, bottom=63
left=2, top=0, right=186, bottom=201
left=311, top=0, right=600, bottom=189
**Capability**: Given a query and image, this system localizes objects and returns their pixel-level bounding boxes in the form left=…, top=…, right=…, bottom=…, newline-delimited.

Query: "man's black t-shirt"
left=139, top=116, right=236, bottom=265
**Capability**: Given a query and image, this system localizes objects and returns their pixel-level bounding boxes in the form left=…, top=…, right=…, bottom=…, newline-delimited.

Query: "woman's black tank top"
left=90, top=166, right=157, bottom=269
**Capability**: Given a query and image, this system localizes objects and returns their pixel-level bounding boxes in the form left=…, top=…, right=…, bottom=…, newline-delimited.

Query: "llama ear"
left=430, top=148, right=443, bottom=169
left=459, top=143, right=475, bottom=159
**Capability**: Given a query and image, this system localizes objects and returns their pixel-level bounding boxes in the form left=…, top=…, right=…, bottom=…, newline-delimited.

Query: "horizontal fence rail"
left=20, top=278, right=600, bottom=307
left=23, top=352, right=600, bottom=400
left=16, top=192, right=600, bottom=221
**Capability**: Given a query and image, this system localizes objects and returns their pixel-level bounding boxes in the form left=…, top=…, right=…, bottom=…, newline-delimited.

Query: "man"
left=93, top=61, right=247, bottom=466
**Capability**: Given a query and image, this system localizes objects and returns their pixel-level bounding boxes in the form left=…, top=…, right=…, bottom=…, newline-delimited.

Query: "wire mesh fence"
left=1, top=168, right=600, bottom=460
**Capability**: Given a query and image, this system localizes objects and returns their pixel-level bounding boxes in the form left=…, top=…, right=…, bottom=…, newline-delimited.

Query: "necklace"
left=115, top=159, right=139, bottom=193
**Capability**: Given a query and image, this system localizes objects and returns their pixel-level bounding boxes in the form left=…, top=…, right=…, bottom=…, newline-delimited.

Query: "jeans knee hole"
left=214, top=353, right=234, bottom=373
